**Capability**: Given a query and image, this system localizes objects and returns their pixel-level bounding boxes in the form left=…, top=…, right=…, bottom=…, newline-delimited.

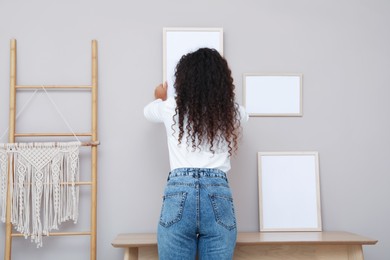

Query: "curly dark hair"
left=173, top=48, right=241, bottom=156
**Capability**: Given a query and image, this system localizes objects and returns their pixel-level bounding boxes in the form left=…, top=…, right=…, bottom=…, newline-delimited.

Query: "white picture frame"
left=258, top=151, right=322, bottom=232
left=163, top=27, right=224, bottom=97
left=243, top=73, right=303, bottom=117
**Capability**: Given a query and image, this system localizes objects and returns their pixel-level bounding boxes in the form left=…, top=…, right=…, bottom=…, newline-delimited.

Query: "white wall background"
left=0, top=0, right=389, bottom=259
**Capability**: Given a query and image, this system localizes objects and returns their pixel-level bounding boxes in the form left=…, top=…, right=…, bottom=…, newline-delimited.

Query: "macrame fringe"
left=0, top=145, right=8, bottom=222
left=0, top=142, right=80, bottom=248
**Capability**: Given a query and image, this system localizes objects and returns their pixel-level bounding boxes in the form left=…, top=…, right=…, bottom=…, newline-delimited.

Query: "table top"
left=236, top=231, right=377, bottom=245
left=111, top=231, right=378, bottom=248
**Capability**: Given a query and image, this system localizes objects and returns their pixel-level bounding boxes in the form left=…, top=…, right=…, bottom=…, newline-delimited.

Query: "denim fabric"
left=157, top=168, right=237, bottom=260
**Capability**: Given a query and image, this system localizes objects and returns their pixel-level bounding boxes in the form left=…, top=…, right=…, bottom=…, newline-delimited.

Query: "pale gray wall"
left=0, top=0, right=389, bottom=259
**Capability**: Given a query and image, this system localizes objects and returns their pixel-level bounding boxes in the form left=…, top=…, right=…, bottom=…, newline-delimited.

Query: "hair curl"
left=173, top=48, right=241, bottom=156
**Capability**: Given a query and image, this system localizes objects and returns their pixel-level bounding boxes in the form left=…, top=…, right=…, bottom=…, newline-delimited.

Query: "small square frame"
left=243, top=73, right=303, bottom=117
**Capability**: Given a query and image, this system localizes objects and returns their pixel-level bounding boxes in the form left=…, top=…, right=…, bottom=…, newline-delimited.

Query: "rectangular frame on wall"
left=163, top=27, right=223, bottom=97
left=258, top=151, right=322, bottom=232
left=243, top=73, right=303, bottom=117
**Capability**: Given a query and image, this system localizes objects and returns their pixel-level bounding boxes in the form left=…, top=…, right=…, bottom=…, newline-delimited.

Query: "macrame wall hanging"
left=0, top=141, right=81, bottom=248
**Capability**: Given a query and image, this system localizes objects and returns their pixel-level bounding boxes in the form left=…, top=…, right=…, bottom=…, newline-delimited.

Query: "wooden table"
left=111, top=231, right=377, bottom=260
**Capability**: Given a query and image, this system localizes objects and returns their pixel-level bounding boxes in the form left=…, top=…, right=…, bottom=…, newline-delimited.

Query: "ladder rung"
left=21, top=181, right=93, bottom=186
left=15, top=132, right=92, bottom=137
left=62, top=181, right=93, bottom=185
left=16, top=85, right=92, bottom=90
left=5, top=140, right=99, bottom=146
left=11, top=231, right=92, bottom=237
left=64, top=181, right=92, bottom=185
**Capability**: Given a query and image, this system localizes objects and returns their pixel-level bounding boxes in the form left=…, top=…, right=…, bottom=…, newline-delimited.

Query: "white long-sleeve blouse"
left=144, top=97, right=248, bottom=173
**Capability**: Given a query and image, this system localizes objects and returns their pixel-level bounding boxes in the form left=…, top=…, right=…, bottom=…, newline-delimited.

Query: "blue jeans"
left=157, top=168, right=237, bottom=260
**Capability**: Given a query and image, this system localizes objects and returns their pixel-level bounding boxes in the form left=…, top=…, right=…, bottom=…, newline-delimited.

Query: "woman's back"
left=144, top=48, right=248, bottom=172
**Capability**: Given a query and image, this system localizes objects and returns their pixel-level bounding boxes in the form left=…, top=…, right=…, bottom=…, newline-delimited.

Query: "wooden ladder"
left=3, top=39, right=99, bottom=260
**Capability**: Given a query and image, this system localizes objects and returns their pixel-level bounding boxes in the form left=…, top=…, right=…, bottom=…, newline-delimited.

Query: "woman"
left=144, top=48, right=248, bottom=259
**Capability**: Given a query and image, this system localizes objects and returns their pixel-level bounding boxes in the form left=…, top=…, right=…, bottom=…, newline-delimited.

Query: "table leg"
left=124, top=248, right=139, bottom=260
left=348, top=245, right=364, bottom=260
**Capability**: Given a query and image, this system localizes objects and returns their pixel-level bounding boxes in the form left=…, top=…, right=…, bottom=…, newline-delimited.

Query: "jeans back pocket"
left=209, top=194, right=237, bottom=230
left=159, top=192, right=187, bottom=228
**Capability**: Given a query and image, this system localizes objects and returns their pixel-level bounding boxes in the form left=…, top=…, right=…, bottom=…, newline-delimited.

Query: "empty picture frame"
left=163, top=27, right=224, bottom=97
left=258, top=152, right=322, bottom=232
left=243, top=74, right=303, bottom=116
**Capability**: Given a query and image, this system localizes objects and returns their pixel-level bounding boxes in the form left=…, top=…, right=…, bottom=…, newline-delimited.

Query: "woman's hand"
left=154, top=82, right=168, bottom=101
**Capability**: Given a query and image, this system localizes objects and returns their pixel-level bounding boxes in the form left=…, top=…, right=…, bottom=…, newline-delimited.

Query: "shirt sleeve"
left=143, top=99, right=165, bottom=123
left=238, top=105, right=249, bottom=123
